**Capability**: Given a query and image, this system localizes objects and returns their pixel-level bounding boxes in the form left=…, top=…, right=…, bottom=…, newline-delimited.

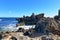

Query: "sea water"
left=0, top=18, right=18, bottom=32
left=0, top=18, right=36, bottom=32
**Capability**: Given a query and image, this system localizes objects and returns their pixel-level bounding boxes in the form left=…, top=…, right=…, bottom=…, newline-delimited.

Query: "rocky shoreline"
left=16, top=10, right=60, bottom=36
left=1, top=31, right=60, bottom=40
left=0, top=10, right=60, bottom=40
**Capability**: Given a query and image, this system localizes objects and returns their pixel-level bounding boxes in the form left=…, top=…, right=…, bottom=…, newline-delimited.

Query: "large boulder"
left=35, top=18, right=49, bottom=33
left=35, top=18, right=60, bottom=35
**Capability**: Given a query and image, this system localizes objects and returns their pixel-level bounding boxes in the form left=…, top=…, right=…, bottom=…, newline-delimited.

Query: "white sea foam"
left=17, top=25, right=35, bottom=30
left=1, top=23, right=35, bottom=32
left=1, top=24, right=18, bottom=32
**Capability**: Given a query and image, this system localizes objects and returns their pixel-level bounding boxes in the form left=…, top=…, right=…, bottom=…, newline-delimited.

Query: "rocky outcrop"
left=35, top=10, right=60, bottom=35
left=16, top=10, right=60, bottom=37
left=35, top=18, right=59, bottom=34
left=16, top=13, right=44, bottom=25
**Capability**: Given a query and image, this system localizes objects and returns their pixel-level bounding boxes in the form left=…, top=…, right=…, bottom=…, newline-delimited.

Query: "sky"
left=0, top=0, right=60, bottom=17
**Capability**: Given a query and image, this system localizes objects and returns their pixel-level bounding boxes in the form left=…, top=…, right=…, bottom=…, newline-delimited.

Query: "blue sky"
left=0, top=0, right=60, bottom=17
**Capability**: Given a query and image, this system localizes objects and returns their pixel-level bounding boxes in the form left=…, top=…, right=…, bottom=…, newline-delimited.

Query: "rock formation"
left=16, top=13, right=44, bottom=25
left=35, top=10, right=60, bottom=35
left=16, top=10, right=60, bottom=37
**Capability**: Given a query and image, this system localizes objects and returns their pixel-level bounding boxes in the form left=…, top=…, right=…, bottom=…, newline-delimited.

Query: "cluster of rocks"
left=35, top=10, right=60, bottom=35
left=16, top=10, right=60, bottom=37
left=16, top=13, right=44, bottom=25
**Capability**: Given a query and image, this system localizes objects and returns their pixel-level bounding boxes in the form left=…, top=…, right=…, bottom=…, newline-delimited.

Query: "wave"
left=0, top=24, right=18, bottom=32
left=17, top=25, right=35, bottom=30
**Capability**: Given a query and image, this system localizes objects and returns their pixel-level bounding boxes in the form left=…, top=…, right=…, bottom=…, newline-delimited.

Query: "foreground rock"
left=16, top=9, right=60, bottom=37
left=1, top=32, right=60, bottom=40
left=35, top=10, right=60, bottom=36
left=0, top=34, right=2, bottom=40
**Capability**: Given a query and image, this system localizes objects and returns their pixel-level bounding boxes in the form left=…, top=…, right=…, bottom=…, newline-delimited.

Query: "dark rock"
left=54, top=16, right=59, bottom=20
left=16, top=13, right=44, bottom=25
left=16, top=9, right=60, bottom=37
left=35, top=17, right=60, bottom=35
left=54, top=10, right=60, bottom=20
left=17, top=28, right=24, bottom=32
left=10, top=36, right=17, bottom=40
left=23, top=28, right=35, bottom=37
left=0, top=34, right=2, bottom=40
left=24, top=31, right=30, bottom=36
left=5, top=31, right=10, bottom=34
left=35, top=18, right=48, bottom=33
left=58, top=10, right=60, bottom=17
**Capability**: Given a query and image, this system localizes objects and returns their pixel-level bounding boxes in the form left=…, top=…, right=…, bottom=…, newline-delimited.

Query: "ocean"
left=0, top=18, right=36, bottom=32
left=0, top=18, right=18, bottom=32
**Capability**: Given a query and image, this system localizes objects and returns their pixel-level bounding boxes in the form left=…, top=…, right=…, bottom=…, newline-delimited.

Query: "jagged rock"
left=16, top=13, right=44, bottom=26
left=35, top=17, right=60, bottom=35
left=16, top=10, right=60, bottom=37
left=35, top=18, right=48, bottom=33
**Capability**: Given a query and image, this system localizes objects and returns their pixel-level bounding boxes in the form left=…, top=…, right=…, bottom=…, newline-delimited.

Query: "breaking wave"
left=0, top=18, right=18, bottom=32
left=0, top=24, right=18, bottom=32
